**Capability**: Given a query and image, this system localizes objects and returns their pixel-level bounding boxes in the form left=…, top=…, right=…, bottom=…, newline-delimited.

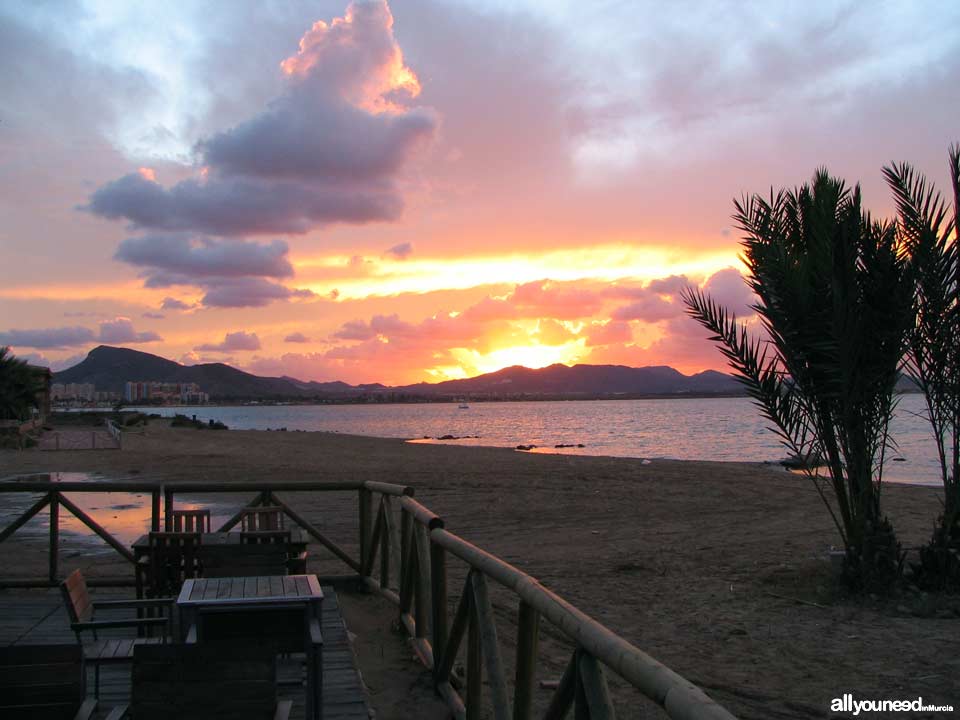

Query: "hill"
left=402, top=363, right=742, bottom=397
left=54, top=346, right=744, bottom=401
left=53, top=346, right=345, bottom=399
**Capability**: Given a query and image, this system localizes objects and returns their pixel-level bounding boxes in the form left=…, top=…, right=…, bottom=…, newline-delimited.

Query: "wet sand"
left=1, top=420, right=956, bottom=719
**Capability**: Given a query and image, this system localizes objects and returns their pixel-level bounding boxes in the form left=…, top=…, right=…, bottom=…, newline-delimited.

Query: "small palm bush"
left=683, top=170, right=914, bottom=592
left=884, top=146, right=960, bottom=589
left=0, top=346, right=45, bottom=422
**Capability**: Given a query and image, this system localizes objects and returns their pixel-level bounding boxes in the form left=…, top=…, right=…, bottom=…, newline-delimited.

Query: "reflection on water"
left=0, top=472, right=233, bottom=552
left=134, top=394, right=943, bottom=486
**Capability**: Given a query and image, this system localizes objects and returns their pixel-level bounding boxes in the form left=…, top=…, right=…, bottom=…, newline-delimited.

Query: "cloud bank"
left=86, top=1, right=436, bottom=237
left=0, top=318, right=162, bottom=349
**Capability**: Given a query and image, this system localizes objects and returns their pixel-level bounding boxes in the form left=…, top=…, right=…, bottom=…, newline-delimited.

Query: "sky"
left=1, top=0, right=958, bottom=385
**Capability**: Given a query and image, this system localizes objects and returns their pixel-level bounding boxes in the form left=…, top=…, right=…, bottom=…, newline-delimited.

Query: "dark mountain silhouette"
left=54, top=346, right=350, bottom=399
left=53, top=346, right=744, bottom=401
left=403, top=363, right=742, bottom=396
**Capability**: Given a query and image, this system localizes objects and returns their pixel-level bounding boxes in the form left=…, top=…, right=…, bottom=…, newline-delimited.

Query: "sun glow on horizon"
left=296, top=244, right=742, bottom=300
left=449, top=339, right=586, bottom=377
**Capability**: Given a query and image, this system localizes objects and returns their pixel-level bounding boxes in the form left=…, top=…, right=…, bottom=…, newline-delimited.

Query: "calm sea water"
left=133, top=394, right=943, bottom=487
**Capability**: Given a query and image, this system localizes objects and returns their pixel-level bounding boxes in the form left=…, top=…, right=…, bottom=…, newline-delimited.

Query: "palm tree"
left=884, top=146, right=960, bottom=588
left=683, top=170, right=914, bottom=591
left=0, top=346, right=45, bottom=421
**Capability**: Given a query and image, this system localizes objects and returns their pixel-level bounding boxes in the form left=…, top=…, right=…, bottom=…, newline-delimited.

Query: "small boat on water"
left=458, top=403, right=469, bottom=409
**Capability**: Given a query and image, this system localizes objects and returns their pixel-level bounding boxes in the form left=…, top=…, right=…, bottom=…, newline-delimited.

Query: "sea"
left=4, top=394, right=942, bottom=552
left=131, top=393, right=944, bottom=488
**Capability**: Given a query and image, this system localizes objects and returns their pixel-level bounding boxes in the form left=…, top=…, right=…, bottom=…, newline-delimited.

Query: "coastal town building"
left=123, top=381, right=209, bottom=404
left=51, top=382, right=96, bottom=401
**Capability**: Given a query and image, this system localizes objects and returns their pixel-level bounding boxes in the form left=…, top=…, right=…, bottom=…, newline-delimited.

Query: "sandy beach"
left=1, top=420, right=956, bottom=719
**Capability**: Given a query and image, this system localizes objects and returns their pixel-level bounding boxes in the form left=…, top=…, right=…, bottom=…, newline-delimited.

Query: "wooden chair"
left=188, top=610, right=322, bottom=720
left=167, top=508, right=210, bottom=533
left=240, top=530, right=308, bottom=575
left=136, top=532, right=202, bottom=599
left=119, top=643, right=293, bottom=720
left=241, top=529, right=291, bottom=545
left=0, top=644, right=97, bottom=720
left=241, top=506, right=286, bottom=531
left=59, top=570, right=172, bottom=698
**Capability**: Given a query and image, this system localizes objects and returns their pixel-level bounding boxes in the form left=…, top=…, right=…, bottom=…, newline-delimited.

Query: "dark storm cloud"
left=84, top=1, right=436, bottom=237
left=115, top=234, right=294, bottom=280
left=88, top=173, right=403, bottom=236
left=0, top=319, right=161, bottom=349
left=198, top=100, right=435, bottom=183
left=161, top=297, right=196, bottom=311
left=199, top=277, right=316, bottom=308
left=97, top=318, right=163, bottom=343
left=114, top=234, right=315, bottom=309
left=0, top=326, right=96, bottom=349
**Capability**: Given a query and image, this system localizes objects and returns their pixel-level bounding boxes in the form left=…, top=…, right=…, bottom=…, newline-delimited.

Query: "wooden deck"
left=0, top=584, right=371, bottom=720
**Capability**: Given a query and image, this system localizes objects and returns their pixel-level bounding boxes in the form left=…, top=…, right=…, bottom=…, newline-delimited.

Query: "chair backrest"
left=132, top=643, right=278, bottom=720
left=240, top=529, right=292, bottom=545
left=147, top=532, right=202, bottom=596
left=168, top=508, right=211, bottom=533
left=59, top=569, right=92, bottom=625
left=0, top=644, right=86, bottom=720
left=200, top=542, right=290, bottom=578
left=240, top=506, right=285, bottom=532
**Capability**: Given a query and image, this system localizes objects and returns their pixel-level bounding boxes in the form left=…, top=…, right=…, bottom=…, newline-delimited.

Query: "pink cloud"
left=195, top=331, right=261, bottom=353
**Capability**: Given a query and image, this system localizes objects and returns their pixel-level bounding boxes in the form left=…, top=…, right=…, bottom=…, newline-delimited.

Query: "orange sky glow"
left=1, top=0, right=956, bottom=386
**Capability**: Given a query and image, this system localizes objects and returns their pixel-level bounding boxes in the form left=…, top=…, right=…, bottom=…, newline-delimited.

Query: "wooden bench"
left=60, top=570, right=173, bottom=697
left=0, top=644, right=97, bottom=720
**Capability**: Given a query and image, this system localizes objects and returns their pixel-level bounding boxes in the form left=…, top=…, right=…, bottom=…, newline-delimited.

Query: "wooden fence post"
left=48, top=491, right=59, bottom=583
left=164, top=487, right=174, bottom=530
left=359, top=486, right=371, bottom=576
left=151, top=489, right=161, bottom=532
left=513, top=600, right=540, bottom=720
left=431, top=539, right=448, bottom=682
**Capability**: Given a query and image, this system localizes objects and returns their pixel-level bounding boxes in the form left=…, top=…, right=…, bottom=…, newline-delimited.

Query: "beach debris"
left=433, top=434, right=480, bottom=440
left=779, top=452, right=826, bottom=469
left=516, top=444, right=536, bottom=451
left=763, top=591, right=827, bottom=609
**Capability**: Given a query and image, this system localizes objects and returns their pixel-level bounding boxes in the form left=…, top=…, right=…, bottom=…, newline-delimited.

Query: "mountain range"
left=52, top=345, right=745, bottom=401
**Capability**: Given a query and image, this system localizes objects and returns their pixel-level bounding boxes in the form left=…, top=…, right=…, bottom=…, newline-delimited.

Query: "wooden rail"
left=0, top=480, right=380, bottom=588
left=358, top=485, right=737, bottom=719
left=0, top=478, right=736, bottom=718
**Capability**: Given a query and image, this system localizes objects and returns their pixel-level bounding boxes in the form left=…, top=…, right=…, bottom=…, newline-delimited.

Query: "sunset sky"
left=2, top=0, right=958, bottom=385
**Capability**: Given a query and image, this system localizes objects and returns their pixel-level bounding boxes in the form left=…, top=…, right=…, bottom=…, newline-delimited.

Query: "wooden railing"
left=359, top=485, right=736, bottom=720
left=0, top=479, right=736, bottom=718
left=0, top=480, right=369, bottom=587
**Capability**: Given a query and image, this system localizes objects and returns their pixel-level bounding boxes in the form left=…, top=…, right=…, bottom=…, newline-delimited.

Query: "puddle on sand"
left=0, top=472, right=233, bottom=552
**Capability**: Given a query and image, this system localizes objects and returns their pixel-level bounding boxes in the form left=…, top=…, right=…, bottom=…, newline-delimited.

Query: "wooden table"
left=177, top=575, right=324, bottom=719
